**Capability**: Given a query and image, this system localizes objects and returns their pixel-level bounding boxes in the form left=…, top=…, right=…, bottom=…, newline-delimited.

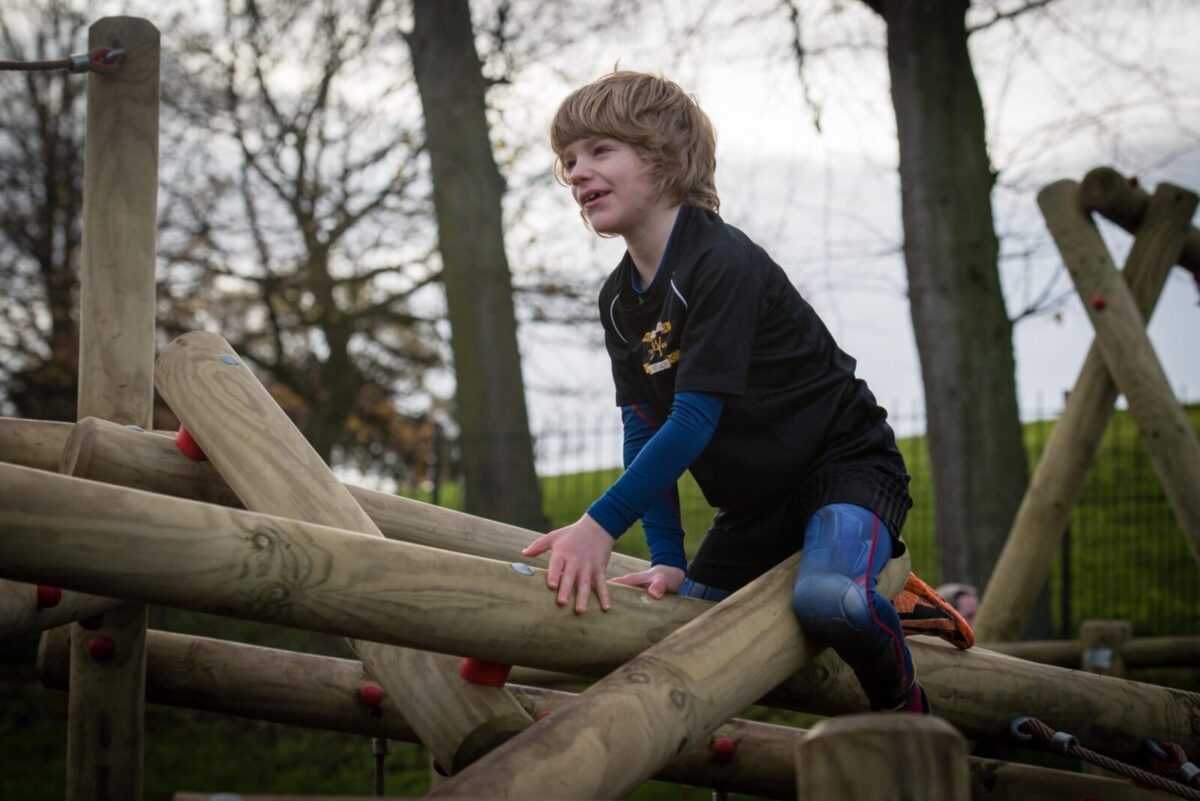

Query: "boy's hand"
left=611, top=565, right=686, bottom=599
left=522, top=514, right=614, bottom=614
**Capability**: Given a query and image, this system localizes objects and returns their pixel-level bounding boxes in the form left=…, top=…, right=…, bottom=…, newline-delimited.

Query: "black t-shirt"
left=598, top=206, right=911, bottom=582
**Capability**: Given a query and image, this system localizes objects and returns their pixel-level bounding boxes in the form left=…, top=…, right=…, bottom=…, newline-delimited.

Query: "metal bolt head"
left=510, top=562, right=535, bottom=576
left=220, top=354, right=239, bottom=365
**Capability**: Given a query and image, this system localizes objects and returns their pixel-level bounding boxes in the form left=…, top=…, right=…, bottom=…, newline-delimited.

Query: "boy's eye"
left=564, top=159, right=576, bottom=171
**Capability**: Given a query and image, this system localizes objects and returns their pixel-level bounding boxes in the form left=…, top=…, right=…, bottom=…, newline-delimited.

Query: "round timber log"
left=153, top=331, right=532, bottom=772
left=0, top=462, right=1195, bottom=757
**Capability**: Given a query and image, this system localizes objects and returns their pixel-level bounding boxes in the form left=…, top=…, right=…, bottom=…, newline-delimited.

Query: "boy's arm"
left=610, top=404, right=687, bottom=571
left=524, top=392, right=723, bottom=612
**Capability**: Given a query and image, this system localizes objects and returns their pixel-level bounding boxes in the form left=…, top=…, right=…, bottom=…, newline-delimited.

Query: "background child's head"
left=551, top=71, right=719, bottom=213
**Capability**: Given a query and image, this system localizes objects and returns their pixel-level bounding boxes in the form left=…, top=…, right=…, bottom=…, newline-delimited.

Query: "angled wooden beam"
left=62, top=17, right=161, bottom=801
left=974, top=180, right=1200, bottom=642
left=1040, top=181, right=1200, bottom=563
left=154, top=331, right=532, bottom=772
left=429, top=555, right=821, bottom=798
left=0, top=462, right=1195, bottom=758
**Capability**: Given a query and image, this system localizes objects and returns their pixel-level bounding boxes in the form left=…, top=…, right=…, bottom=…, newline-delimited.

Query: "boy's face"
left=561, top=137, right=665, bottom=238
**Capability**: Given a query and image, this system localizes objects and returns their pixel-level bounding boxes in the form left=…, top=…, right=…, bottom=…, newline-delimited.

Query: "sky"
left=495, top=0, right=1200, bottom=444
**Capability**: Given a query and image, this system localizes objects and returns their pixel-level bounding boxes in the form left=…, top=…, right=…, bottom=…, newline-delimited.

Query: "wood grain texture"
left=154, top=331, right=532, bottom=771
left=1, top=462, right=1196, bottom=756
left=974, top=181, right=1200, bottom=641
left=1040, top=181, right=1200, bottom=565
left=796, top=713, right=969, bottom=801
left=67, top=17, right=160, bottom=800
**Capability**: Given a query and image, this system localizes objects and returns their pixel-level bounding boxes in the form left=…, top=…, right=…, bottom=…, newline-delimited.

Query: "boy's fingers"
left=556, top=570, right=576, bottom=607
left=546, top=553, right=563, bottom=590
left=596, top=576, right=612, bottom=612
left=522, top=533, right=552, bottom=557
left=648, top=575, right=665, bottom=599
left=573, top=574, right=590, bottom=613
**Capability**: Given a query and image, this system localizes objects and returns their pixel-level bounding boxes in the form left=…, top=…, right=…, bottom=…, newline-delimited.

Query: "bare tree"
left=0, top=1, right=88, bottom=421
left=158, top=0, right=443, bottom=484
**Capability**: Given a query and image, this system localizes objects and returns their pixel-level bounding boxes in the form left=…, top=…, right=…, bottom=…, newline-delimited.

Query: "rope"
left=0, top=47, right=124, bottom=74
left=1010, top=716, right=1200, bottom=800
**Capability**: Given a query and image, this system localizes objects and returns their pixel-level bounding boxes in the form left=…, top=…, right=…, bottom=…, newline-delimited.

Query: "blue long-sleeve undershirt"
left=587, top=392, right=724, bottom=570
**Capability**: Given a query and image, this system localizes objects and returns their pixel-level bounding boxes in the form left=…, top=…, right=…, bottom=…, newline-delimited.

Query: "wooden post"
left=795, top=714, right=969, bottom=801
left=153, top=331, right=532, bottom=772
left=1040, top=180, right=1200, bottom=565
left=1078, top=620, right=1134, bottom=778
left=63, top=17, right=160, bottom=801
left=1079, top=620, right=1133, bottom=678
left=38, top=629, right=1161, bottom=801
left=973, top=180, right=1200, bottom=642
left=1, top=461, right=1197, bottom=758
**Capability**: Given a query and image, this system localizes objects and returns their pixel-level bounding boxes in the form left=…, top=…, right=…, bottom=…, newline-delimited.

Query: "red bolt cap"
left=36, top=585, right=62, bottom=608
left=358, top=683, right=384, bottom=707
left=176, top=425, right=207, bottom=461
left=535, top=710, right=553, bottom=721
left=88, top=635, right=115, bottom=661
left=1128, top=176, right=1139, bottom=188
left=459, top=658, right=512, bottom=687
left=712, top=736, right=737, bottom=763
left=1091, top=294, right=1107, bottom=311
left=79, top=614, right=105, bottom=630
left=433, top=759, right=449, bottom=777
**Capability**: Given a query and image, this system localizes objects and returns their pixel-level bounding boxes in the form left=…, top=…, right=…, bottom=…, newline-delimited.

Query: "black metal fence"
left=430, top=401, right=1200, bottom=639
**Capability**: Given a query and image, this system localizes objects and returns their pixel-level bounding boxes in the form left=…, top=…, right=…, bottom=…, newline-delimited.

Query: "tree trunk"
left=879, top=0, right=1029, bottom=591
left=408, top=0, right=545, bottom=529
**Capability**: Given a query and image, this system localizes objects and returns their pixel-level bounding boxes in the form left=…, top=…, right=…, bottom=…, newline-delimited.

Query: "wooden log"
left=974, top=180, right=1200, bottom=642
left=984, top=635, right=1200, bottom=669
left=796, top=714, right=969, bottom=801
left=1040, top=180, right=1200, bottom=565
left=153, top=331, right=532, bottom=772
left=429, top=555, right=819, bottom=798
left=66, top=17, right=161, bottom=801
left=0, top=413, right=649, bottom=640
left=1080, top=167, right=1200, bottom=274
left=41, top=629, right=1166, bottom=801
left=0, top=417, right=73, bottom=471
left=0, top=462, right=1195, bottom=758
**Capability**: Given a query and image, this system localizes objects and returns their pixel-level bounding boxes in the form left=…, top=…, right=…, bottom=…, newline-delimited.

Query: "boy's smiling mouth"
left=581, top=190, right=609, bottom=207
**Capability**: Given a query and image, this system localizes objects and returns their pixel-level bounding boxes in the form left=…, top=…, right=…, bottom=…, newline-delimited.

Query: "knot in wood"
left=251, top=527, right=278, bottom=550
left=625, top=671, right=649, bottom=685
left=670, top=689, right=688, bottom=709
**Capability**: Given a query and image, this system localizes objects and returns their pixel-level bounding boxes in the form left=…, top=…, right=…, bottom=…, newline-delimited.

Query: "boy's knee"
left=791, top=572, right=873, bottom=641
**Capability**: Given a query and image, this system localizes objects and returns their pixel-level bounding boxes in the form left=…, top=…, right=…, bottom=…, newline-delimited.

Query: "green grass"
left=2, top=405, right=1197, bottom=799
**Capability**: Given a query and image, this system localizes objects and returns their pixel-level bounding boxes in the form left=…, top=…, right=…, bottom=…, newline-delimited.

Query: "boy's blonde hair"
left=550, top=71, right=719, bottom=213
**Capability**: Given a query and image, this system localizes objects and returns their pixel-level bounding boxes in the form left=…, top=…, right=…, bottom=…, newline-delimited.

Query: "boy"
left=524, top=71, right=943, bottom=712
